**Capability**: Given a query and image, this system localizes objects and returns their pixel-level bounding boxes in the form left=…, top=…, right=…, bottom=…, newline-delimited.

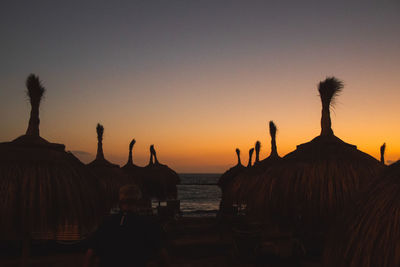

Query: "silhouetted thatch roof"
left=256, top=77, right=383, bottom=231
left=230, top=121, right=283, bottom=217
left=218, top=148, right=246, bottom=215
left=121, top=138, right=152, bottom=198
left=0, top=74, right=105, bottom=239
left=323, top=162, right=400, bottom=267
left=217, top=148, right=244, bottom=189
left=87, top=123, right=131, bottom=210
left=142, top=145, right=180, bottom=201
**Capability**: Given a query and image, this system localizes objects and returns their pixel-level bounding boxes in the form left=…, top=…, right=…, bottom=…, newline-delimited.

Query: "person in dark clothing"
left=83, top=185, right=169, bottom=267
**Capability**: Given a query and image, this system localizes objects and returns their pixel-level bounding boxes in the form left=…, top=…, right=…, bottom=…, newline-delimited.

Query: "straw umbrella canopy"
left=218, top=148, right=251, bottom=214
left=121, top=138, right=154, bottom=199
left=87, top=124, right=130, bottom=210
left=144, top=145, right=180, bottom=201
left=323, top=161, right=400, bottom=267
left=264, top=77, right=383, bottom=232
left=0, top=74, right=105, bottom=241
left=224, top=147, right=255, bottom=205
left=137, top=146, right=158, bottom=200
left=218, top=148, right=245, bottom=189
left=230, top=121, right=283, bottom=215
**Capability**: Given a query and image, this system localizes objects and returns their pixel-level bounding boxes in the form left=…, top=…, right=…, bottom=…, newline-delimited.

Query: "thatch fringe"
left=220, top=121, right=283, bottom=217
left=273, top=153, right=382, bottom=231
left=86, top=163, right=128, bottom=211
left=225, top=121, right=282, bottom=218
left=142, top=145, right=180, bottom=200
left=88, top=124, right=131, bottom=210
left=218, top=148, right=246, bottom=215
left=318, top=77, right=343, bottom=136
left=0, top=151, right=106, bottom=239
left=25, top=74, right=45, bottom=136
left=323, top=164, right=400, bottom=267
left=121, top=140, right=150, bottom=201
left=218, top=148, right=244, bottom=188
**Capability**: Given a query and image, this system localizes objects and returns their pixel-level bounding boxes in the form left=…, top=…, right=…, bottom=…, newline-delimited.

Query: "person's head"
left=119, top=184, right=142, bottom=212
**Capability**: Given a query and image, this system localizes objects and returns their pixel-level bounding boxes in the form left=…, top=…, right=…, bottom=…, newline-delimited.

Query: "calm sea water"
left=177, top=173, right=221, bottom=217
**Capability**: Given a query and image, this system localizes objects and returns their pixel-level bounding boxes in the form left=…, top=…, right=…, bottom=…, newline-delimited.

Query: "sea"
left=176, top=173, right=221, bottom=217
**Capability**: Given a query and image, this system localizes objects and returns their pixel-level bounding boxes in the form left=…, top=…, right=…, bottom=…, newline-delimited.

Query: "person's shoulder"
left=98, top=213, right=125, bottom=228
left=136, top=214, right=159, bottom=224
left=131, top=215, right=162, bottom=229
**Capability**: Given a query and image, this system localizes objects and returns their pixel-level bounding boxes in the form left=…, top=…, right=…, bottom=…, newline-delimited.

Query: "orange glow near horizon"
left=2, top=74, right=400, bottom=173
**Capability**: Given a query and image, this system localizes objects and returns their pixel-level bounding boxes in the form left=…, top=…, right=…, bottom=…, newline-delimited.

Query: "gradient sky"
left=1, top=1, right=399, bottom=172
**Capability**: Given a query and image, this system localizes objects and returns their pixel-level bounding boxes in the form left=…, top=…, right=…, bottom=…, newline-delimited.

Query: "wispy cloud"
left=70, top=150, right=92, bottom=156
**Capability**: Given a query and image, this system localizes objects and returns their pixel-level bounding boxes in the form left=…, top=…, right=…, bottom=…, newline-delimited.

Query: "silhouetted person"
left=83, top=185, right=169, bottom=267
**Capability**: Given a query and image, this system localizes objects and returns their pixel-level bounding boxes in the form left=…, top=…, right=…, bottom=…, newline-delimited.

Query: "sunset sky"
left=1, top=1, right=399, bottom=172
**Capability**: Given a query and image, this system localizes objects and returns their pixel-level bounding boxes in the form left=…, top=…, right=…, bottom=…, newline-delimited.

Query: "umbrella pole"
left=21, top=232, right=30, bottom=267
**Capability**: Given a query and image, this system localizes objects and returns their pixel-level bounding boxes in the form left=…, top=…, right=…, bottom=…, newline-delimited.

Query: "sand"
left=0, top=217, right=322, bottom=266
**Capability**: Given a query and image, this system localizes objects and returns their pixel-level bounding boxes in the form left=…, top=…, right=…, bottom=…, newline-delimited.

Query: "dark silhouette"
left=145, top=145, right=180, bottom=201
left=258, top=77, right=384, bottom=242
left=217, top=148, right=245, bottom=216
left=247, top=148, right=254, bottom=168
left=269, top=121, right=278, bottom=158
left=218, top=148, right=244, bottom=189
left=254, top=141, right=261, bottom=165
left=380, top=142, right=386, bottom=164
left=0, top=74, right=105, bottom=266
left=323, top=160, right=400, bottom=267
left=219, top=146, right=256, bottom=215
left=226, top=121, right=283, bottom=218
left=123, top=139, right=138, bottom=169
left=87, top=123, right=132, bottom=211
left=121, top=139, right=149, bottom=198
left=84, top=184, right=168, bottom=267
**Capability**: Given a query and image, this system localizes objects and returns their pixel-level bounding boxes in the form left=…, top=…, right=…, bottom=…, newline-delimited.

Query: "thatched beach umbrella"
left=218, top=148, right=244, bottom=189
left=122, top=139, right=140, bottom=171
left=266, top=77, right=383, bottom=232
left=121, top=139, right=148, bottom=195
left=87, top=123, right=130, bottom=210
left=230, top=121, right=283, bottom=216
left=224, top=147, right=255, bottom=204
left=219, top=148, right=256, bottom=214
left=143, top=145, right=180, bottom=201
left=323, top=161, right=400, bottom=267
left=0, top=74, right=105, bottom=263
left=217, top=149, right=245, bottom=215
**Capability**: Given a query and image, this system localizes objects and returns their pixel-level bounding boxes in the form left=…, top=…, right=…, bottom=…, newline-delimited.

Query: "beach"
left=0, top=216, right=323, bottom=267
left=0, top=173, right=324, bottom=266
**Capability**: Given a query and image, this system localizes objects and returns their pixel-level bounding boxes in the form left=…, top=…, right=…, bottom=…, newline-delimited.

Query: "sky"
left=1, top=1, right=399, bottom=172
